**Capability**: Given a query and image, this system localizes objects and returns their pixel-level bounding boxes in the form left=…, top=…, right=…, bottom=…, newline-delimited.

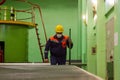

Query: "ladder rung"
left=35, top=28, right=38, bottom=30
left=38, top=42, right=41, bottom=45
left=40, top=44, right=45, bottom=47
left=37, top=33, right=39, bottom=35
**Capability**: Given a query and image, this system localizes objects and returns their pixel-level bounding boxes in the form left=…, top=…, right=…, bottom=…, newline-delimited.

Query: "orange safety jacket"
left=44, top=35, right=71, bottom=58
left=50, top=35, right=69, bottom=48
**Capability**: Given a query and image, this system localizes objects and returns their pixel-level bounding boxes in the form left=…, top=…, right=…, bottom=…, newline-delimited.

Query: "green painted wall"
left=87, top=0, right=97, bottom=75
left=86, top=0, right=107, bottom=79
left=78, top=0, right=87, bottom=69
left=86, top=0, right=120, bottom=80
left=78, top=0, right=82, bottom=62
left=114, top=0, right=120, bottom=80
left=96, top=0, right=106, bottom=79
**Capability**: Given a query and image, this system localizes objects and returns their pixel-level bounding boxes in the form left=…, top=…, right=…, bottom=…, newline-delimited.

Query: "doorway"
left=0, top=41, right=5, bottom=63
left=106, top=17, right=114, bottom=80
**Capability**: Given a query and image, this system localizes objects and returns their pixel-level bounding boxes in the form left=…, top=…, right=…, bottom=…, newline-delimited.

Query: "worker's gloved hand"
left=44, top=59, right=49, bottom=63
left=68, top=38, right=73, bottom=49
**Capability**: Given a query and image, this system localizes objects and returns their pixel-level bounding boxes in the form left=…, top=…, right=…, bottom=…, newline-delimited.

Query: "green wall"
left=114, top=0, right=120, bottom=80
left=86, top=0, right=108, bottom=79
left=96, top=0, right=106, bottom=79
left=78, top=0, right=82, bottom=62
left=78, top=0, right=87, bottom=69
left=86, top=0, right=120, bottom=80
left=87, top=0, right=97, bottom=74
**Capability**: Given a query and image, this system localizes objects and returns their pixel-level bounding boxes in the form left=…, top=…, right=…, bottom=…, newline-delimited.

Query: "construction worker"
left=44, top=24, right=73, bottom=65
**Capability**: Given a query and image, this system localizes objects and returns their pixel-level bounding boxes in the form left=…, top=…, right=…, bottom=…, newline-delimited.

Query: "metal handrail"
left=0, top=7, right=35, bottom=23
left=10, top=0, right=47, bottom=41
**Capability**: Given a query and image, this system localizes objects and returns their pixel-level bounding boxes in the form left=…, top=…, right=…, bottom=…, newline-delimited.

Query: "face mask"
left=56, top=34, right=62, bottom=38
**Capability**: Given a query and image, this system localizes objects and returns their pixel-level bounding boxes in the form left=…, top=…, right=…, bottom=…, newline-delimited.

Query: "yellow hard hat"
left=55, top=24, right=64, bottom=33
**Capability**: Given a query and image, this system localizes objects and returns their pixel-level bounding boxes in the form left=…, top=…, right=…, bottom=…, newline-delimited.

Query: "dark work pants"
left=50, top=56, right=66, bottom=65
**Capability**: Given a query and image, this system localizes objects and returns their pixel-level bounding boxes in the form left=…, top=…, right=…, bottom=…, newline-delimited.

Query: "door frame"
left=0, top=41, right=5, bottom=63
